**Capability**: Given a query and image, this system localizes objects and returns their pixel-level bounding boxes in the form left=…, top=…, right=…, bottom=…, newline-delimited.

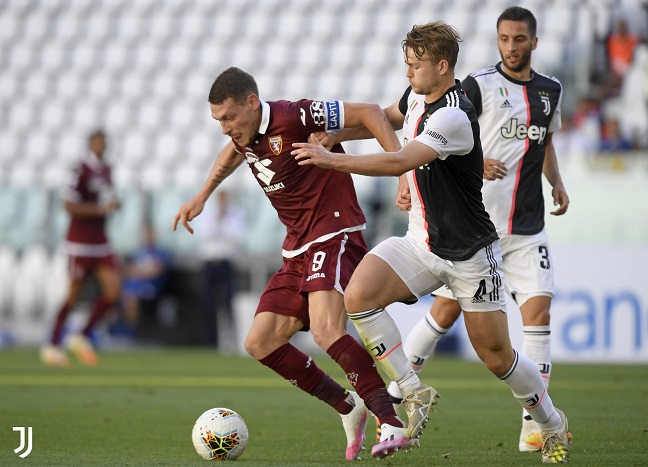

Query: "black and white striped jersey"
left=398, top=81, right=498, bottom=261
left=463, top=63, right=563, bottom=235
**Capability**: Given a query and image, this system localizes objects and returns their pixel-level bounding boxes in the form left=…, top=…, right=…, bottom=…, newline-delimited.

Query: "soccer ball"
left=192, top=408, right=249, bottom=461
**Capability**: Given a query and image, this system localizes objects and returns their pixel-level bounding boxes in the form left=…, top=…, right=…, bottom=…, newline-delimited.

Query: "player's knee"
left=243, top=334, right=263, bottom=360
left=309, top=324, right=343, bottom=351
left=481, top=351, right=514, bottom=378
left=343, top=287, right=370, bottom=313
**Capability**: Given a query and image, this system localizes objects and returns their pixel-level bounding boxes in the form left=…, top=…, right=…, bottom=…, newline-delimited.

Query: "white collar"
left=84, top=151, right=105, bottom=170
left=258, top=99, right=271, bottom=135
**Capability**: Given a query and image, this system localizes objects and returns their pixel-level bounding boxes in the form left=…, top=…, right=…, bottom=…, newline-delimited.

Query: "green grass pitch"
left=0, top=348, right=646, bottom=466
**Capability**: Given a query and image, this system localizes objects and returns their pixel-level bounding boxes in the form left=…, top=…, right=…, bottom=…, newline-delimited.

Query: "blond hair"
left=402, top=21, right=462, bottom=70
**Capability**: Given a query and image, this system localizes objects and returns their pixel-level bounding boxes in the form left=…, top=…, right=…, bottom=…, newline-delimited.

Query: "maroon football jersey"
left=233, top=100, right=366, bottom=257
left=62, top=152, right=116, bottom=256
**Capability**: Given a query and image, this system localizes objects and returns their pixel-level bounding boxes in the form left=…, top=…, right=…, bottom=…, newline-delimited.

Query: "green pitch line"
left=0, top=374, right=283, bottom=387
left=0, top=374, right=639, bottom=392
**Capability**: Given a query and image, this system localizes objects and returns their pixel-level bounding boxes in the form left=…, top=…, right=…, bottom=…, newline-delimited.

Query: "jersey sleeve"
left=414, top=107, right=474, bottom=160
left=298, top=99, right=345, bottom=132
left=461, top=75, right=482, bottom=116
left=398, top=86, right=413, bottom=115
left=548, top=84, right=563, bottom=134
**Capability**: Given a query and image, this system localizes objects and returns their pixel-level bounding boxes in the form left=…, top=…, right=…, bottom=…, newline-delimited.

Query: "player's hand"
left=102, top=199, right=120, bottom=214
left=483, top=158, right=507, bottom=180
left=173, top=197, right=205, bottom=234
left=396, top=175, right=411, bottom=211
left=292, top=134, right=337, bottom=169
left=312, top=130, right=339, bottom=150
left=550, top=182, right=569, bottom=216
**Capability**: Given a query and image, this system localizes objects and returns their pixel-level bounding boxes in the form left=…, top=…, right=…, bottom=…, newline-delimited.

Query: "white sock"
left=500, top=350, right=559, bottom=429
left=404, top=312, right=449, bottom=372
left=348, top=308, right=417, bottom=384
left=521, top=325, right=551, bottom=418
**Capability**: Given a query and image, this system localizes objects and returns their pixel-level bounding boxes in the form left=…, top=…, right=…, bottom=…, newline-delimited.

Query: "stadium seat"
left=541, top=4, right=575, bottom=39
left=42, top=250, right=69, bottom=322
left=107, top=188, right=146, bottom=255
left=0, top=247, right=18, bottom=320
left=38, top=39, right=68, bottom=74
left=10, top=244, right=50, bottom=322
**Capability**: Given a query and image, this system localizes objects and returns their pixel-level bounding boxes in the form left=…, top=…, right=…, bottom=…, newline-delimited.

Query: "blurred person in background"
left=173, top=67, right=430, bottom=460
left=40, top=130, right=121, bottom=367
left=296, top=16, right=571, bottom=464
left=599, top=117, right=633, bottom=153
left=116, top=222, right=173, bottom=338
left=195, top=189, right=245, bottom=349
left=607, top=17, right=639, bottom=89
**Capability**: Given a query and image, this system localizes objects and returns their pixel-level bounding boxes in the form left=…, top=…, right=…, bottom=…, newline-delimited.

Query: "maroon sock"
left=51, top=303, right=72, bottom=345
left=82, top=297, right=113, bottom=336
left=259, top=343, right=352, bottom=414
left=327, top=334, right=402, bottom=427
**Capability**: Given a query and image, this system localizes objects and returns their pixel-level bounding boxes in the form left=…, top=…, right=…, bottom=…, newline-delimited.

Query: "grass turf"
left=0, top=348, right=646, bottom=466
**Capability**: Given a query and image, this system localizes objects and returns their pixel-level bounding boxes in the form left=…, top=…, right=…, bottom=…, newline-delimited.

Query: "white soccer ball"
left=192, top=408, right=249, bottom=461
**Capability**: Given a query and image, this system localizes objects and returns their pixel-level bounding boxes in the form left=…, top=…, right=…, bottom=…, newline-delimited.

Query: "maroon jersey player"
left=174, top=67, right=417, bottom=460
left=40, top=130, right=121, bottom=368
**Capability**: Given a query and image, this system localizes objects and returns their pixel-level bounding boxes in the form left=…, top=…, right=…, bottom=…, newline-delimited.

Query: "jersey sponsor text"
left=500, top=118, right=547, bottom=144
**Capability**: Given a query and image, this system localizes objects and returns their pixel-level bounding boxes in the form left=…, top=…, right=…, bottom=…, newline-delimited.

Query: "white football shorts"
left=433, top=229, right=554, bottom=307
left=370, top=233, right=506, bottom=312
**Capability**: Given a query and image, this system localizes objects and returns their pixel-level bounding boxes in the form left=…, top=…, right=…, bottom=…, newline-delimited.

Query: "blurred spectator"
left=617, top=44, right=648, bottom=149
left=40, top=130, right=121, bottom=367
left=116, top=223, right=173, bottom=337
left=551, top=115, right=594, bottom=159
left=607, top=18, right=639, bottom=86
left=195, top=190, right=246, bottom=349
left=599, top=117, right=633, bottom=152
left=571, top=96, right=603, bottom=156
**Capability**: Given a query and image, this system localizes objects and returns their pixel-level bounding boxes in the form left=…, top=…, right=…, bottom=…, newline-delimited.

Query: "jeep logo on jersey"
left=541, top=95, right=551, bottom=115
left=501, top=118, right=547, bottom=144
left=269, top=136, right=282, bottom=155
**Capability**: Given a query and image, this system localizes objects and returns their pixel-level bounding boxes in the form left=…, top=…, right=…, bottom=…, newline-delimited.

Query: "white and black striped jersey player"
left=397, top=81, right=499, bottom=263
left=464, top=62, right=562, bottom=235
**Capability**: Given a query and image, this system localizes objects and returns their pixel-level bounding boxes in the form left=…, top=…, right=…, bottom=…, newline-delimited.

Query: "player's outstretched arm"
left=172, top=141, right=245, bottom=234
left=342, top=102, right=401, bottom=153
left=292, top=134, right=436, bottom=177
left=542, top=133, right=570, bottom=216
left=313, top=101, right=404, bottom=149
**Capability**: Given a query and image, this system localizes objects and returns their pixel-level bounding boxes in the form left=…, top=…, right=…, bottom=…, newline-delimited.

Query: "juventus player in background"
left=41, top=130, right=121, bottom=368
left=173, top=67, right=435, bottom=460
left=293, top=20, right=571, bottom=464
left=385, top=6, right=571, bottom=456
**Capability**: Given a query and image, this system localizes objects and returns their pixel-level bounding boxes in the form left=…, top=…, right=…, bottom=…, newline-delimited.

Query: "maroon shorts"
left=67, top=253, right=120, bottom=281
left=256, top=230, right=367, bottom=330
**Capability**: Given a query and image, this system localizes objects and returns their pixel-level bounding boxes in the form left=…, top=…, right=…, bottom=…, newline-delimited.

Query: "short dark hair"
left=497, top=6, right=537, bottom=37
left=208, top=67, right=259, bottom=105
left=88, top=129, right=106, bottom=141
left=402, top=21, right=462, bottom=70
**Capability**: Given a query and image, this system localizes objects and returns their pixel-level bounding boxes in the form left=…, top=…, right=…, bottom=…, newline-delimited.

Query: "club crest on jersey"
left=269, top=135, right=283, bottom=155
left=540, top=92, right=551, bottom=115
